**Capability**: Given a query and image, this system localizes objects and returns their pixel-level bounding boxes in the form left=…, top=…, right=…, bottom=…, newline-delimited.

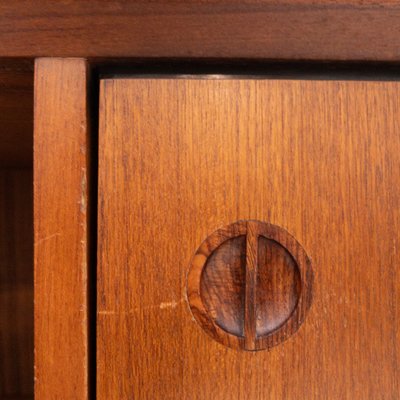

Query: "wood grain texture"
left=256, top=237, right=301, bottom=336
left=188, top=220, right=311, bottom=351
left=98, top=77, right=400, bottom=399
left=201, top=235, right=246, bottom=338
left=1, top=1, right=400, bottom=60
left=244, top=222, right=258, bottom=350
left=0, top=59, right=33, bottom=167
left=0, top=169, right=33, bottom=400
left=34, top=58, right=90, bottom=400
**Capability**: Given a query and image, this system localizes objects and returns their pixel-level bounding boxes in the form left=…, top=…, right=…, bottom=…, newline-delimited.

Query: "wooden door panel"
left=98, top=78, right=400, bottom=399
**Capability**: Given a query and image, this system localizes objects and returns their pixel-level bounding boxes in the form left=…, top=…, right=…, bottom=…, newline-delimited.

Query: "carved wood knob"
left=187, top=220, right=313, bottom=351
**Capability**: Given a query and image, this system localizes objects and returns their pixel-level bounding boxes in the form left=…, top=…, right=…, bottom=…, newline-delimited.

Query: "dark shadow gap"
left=88, top=64, right=99, bottom=400
left=94, top=59, right=400, bottom=81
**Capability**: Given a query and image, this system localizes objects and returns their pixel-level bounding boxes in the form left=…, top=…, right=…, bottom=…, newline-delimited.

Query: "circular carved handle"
left=186, top=220, right=313, bottom=351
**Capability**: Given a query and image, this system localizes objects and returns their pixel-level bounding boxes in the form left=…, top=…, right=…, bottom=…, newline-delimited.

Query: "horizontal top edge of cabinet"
left=2, top=1, right=400, bottom=60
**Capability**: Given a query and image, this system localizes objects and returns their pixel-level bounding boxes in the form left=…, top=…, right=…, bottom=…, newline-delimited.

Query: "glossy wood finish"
left=1, top=1, right=400, bottom=60
left=0, top=169, right=33, bottom=400
left=0, top=59, right=33, bottom=167
left=256, top=237, right=301, bottom=336
left=202, top=236, right=247, bottom=337
left=34, top=58, right=90, bottom=400
left=187, top=220, right=312, bottom=351
left=98, top=78, right=400, bottom=399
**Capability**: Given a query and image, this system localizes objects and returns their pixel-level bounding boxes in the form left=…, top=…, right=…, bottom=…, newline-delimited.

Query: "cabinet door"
left=98, top=78, right=400, bottom=399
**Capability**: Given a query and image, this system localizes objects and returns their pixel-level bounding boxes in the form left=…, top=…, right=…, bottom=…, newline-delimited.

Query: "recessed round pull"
left=186, top=220, right=313, bottom=351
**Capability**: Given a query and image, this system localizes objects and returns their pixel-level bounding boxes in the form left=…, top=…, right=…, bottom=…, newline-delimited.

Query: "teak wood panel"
left=1, top=1, right=400, bottom=60
left=34, top=58, right=90, bottom=400
left=0, top=169, right=33, bottom=399
left=98, top=78, right=400, bottom=399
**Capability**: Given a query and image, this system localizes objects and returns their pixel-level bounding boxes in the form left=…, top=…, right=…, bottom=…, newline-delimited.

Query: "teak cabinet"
left=1, top=2, right=400, bottom=400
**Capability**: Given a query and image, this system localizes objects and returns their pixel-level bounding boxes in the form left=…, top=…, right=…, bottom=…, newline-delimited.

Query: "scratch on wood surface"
left=98, top=299, right=184, bottom=315
left=35, top=232, right=61, bottom=246
left=79, top=169, right=87, bottom=214
left=159, top=298, right=184, bottom=309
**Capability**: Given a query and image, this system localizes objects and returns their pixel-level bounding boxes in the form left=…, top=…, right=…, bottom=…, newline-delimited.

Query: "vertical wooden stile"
left=34, top=58, right=90, bottom=400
